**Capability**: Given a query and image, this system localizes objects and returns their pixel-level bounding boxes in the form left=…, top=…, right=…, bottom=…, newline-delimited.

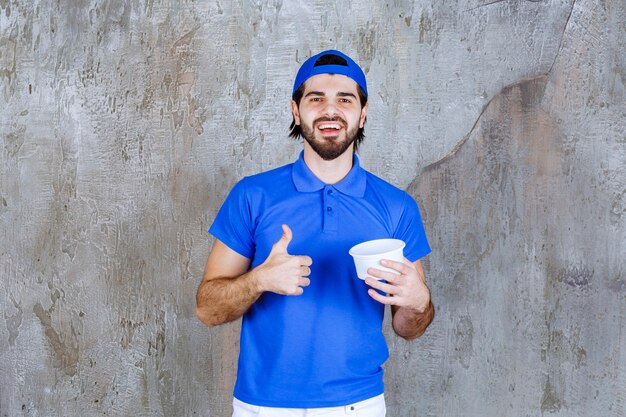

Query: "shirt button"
left=327, top=189, right=333, bottom=194
left=327, top=207, right=332, bottom=212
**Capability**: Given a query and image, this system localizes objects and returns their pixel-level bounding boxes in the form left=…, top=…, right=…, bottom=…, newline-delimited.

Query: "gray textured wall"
left=1, top=0, right=624, bottom=416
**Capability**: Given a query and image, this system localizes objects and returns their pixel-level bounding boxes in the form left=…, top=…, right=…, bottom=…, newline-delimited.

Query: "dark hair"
left=289, top=54, right=368, bottom=151
left=313, top=54, right=348, bottom=67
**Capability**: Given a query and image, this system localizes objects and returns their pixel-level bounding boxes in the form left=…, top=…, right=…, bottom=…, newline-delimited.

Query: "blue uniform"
left=209, top=152, right=431, bottom=407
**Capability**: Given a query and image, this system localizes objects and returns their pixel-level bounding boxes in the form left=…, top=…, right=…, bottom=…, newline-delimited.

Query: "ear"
left=291, top=100, right=301, bottom=125
left=359, top=102, right=369, bottom=128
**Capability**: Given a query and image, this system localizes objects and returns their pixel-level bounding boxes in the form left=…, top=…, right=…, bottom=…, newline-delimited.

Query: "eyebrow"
left=303, top=91, right=357, bottom=99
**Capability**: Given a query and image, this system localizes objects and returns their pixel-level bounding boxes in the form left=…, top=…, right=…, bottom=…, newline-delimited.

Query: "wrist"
left=246, top=265, right=266, bottom=294
left=408, top=298, right=432, bottom=314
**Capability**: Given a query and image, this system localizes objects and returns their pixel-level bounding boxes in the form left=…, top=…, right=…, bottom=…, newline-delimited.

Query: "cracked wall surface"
left=406, top=0, right=626, bottom=415
left=1, top=0, right=624, bottom=416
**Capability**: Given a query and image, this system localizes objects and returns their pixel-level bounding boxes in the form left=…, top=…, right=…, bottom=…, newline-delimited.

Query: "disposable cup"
left=348, top=239, right=406, bottom=280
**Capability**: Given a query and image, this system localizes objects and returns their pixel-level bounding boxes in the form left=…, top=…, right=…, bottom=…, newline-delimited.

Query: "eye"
left=339, top=98, right=352, bottom=104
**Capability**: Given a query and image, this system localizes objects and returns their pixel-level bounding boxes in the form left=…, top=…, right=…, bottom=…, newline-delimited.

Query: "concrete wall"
left=1, top=0, right=624, bottom=416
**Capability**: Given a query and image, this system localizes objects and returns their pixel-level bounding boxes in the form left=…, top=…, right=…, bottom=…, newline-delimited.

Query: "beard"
left=301, top=117, right=359, bottom=161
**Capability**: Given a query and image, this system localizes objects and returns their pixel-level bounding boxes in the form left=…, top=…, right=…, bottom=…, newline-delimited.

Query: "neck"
left=302, top=144, right=355, bottom=184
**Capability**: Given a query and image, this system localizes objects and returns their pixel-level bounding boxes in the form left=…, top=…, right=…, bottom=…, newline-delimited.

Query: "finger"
left=365, top=278, right=399, bottom=295
left=367, top=289, right=395, bottom=305
left=299, top=255, right=313, bottom=267
left=298, top=277, right=311, bottom=287
left=367, top=267, right=400, bottom=283
left=380, top=259, right=411, bottom=275
left=291, top=286, right=304, bottom=296
left=273, top=224, right=292, bottom=253
left=299, top=266, right=311, bottom=277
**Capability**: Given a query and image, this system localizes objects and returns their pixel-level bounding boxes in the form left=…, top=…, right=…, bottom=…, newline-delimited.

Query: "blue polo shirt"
left=209, top=151, right=430, bottom=407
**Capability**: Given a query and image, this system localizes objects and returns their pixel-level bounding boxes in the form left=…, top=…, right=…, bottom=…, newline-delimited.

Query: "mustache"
left=314, top=116, right=347, bottom=128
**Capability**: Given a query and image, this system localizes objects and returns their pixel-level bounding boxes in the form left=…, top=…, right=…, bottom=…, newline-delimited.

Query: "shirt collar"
left=291, top=151, right=367, bottom=197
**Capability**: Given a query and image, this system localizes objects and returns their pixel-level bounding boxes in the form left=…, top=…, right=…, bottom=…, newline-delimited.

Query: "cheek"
left=351, top=111, right=364, bottom=127
left=298, top=111, right=314, bottom=126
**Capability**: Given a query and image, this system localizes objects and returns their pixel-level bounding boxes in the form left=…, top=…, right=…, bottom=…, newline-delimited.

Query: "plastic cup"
left=348, top=239, right=406, bottom=280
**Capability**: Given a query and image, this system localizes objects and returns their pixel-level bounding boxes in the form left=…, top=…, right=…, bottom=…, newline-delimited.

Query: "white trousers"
left=232, top=394, right=386, bottom=417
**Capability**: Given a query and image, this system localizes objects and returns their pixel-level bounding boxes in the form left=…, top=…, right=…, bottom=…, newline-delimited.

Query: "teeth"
left=319, top=123, right=341, bottom=130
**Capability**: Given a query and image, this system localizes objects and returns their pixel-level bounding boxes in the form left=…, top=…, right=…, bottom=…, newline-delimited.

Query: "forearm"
left=195, top=270, right=262, bottom=327
left=392, top=300, right=435, bottom=340
left=196, top=229, right=312, bottom=327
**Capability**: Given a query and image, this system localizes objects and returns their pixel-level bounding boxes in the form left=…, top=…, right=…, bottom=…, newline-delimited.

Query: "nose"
left=323, top=102, right=338, bottom=118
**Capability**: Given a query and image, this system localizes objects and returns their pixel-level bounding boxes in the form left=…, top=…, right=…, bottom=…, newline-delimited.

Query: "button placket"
left=322, top=186, right=338, bottom=232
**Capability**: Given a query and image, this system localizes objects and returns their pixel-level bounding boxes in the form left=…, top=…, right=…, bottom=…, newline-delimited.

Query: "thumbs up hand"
left=253, top=224, right=313, bottom=296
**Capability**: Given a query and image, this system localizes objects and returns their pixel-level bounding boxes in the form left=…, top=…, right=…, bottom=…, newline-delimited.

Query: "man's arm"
left=195, top=224, right=312, bottom=327
left=390, top=259, right=434, bottom=339
left=195, top=239, right=257, bottom=327
left=365, top=259, right=434, bottom=340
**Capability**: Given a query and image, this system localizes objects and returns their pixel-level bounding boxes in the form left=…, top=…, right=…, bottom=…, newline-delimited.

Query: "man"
left=196, top=50, right=434, bottom=416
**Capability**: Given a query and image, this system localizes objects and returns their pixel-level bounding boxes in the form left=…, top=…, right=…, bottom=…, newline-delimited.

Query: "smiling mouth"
left=317, top=122, right=344, bottom=136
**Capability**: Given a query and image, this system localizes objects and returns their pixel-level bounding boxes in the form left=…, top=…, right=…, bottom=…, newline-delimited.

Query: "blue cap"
left=292, top=50, right=368, bottom=98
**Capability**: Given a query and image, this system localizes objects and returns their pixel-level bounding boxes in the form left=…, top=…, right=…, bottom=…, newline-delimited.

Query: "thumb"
left=272, top=224, right=292, bottom=253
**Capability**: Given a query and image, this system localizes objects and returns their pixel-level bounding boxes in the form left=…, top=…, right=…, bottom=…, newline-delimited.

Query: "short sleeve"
left=393, top=192, right=431, bottom=262
left=208, top=178, right=255, bottom=259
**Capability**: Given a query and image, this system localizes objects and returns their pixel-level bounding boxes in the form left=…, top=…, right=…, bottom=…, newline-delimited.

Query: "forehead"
left=302, top=73, right=360, bottom=95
